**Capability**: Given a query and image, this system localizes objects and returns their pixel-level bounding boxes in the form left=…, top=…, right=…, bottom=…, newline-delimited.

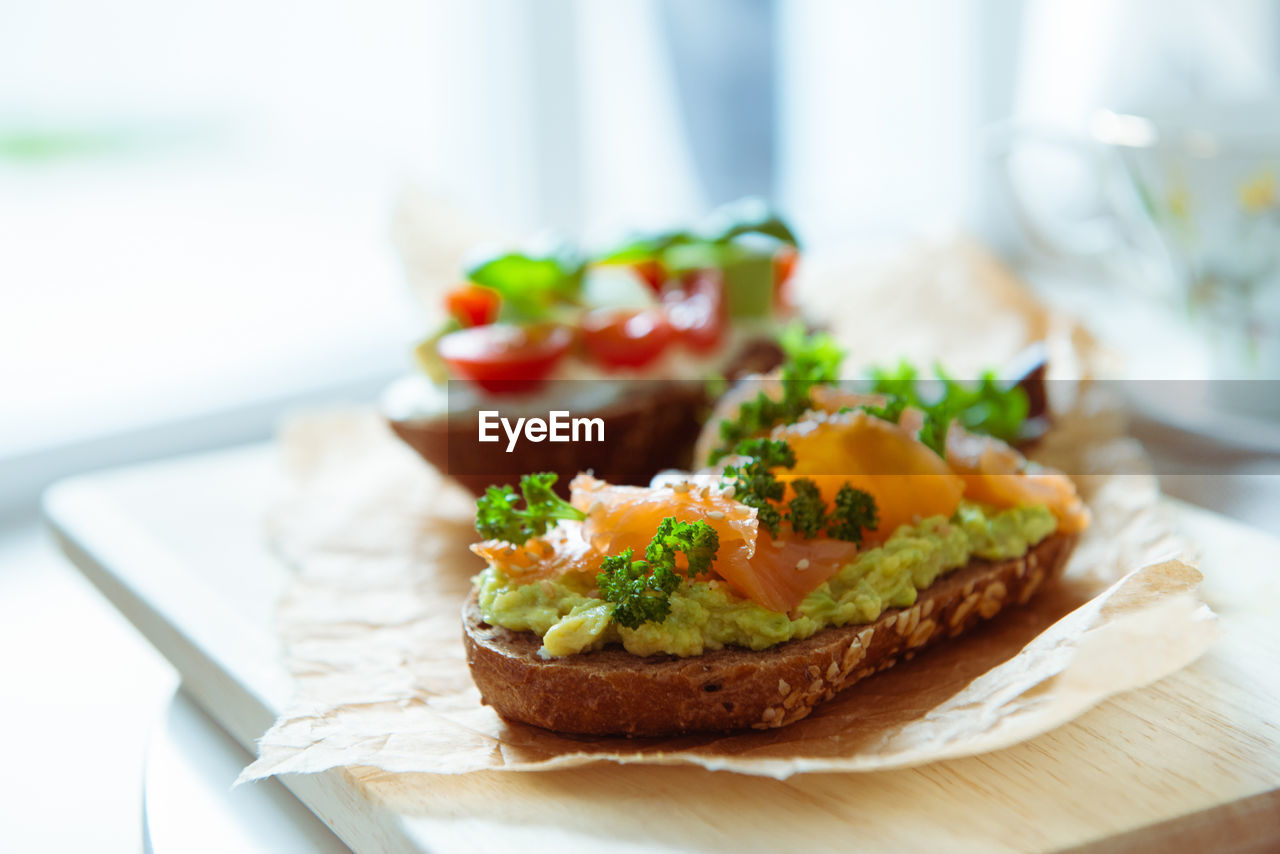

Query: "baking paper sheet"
left=242, top=238, right=1217, bottom=781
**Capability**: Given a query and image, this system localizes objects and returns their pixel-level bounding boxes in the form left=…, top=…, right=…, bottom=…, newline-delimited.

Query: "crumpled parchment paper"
left=242, top=237, right=1217, bottom=781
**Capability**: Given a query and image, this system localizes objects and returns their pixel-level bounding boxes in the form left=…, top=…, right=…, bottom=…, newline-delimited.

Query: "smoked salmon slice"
left=473, top=415, right=1087, bottom=615
left=471, top=520, right=596, bottom=582
left=774, top=410, right=965, bottom=541
left=569, top=473, right=759, bottom=568
left=946, top=426, right=1089, bottom=533
left=711, top=529, right=861, bottom=613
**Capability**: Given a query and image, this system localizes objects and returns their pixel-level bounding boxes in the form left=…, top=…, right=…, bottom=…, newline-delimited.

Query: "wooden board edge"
left=1060, top=787, right=1280, bottom=854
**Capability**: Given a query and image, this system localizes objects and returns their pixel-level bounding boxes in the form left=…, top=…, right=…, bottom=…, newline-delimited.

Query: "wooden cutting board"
left=45, top=444, right=1280, bottom=853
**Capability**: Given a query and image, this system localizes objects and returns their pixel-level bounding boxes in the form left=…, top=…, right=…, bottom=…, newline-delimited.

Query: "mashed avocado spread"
left=475, top=501, right=1056, bottom=658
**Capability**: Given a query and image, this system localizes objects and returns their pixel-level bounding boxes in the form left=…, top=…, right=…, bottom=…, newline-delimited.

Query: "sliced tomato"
left=445, top=284, right=500, bottom=327
left=629, top=259, right=667, bottom=293
left=773, top=245, right=799, bottom=312
left=437, top=323, right=572, bottom=393
left=663, top=269, right=726, bottom=353
left=581, top=307, right=674, bottom=368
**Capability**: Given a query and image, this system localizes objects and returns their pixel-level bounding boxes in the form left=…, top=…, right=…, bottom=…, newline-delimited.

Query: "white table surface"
left=0, top=515, right=347, bottom=853
left=0, top=519, right=175, bottom=853
left=144, top=688, right=347, bottom=854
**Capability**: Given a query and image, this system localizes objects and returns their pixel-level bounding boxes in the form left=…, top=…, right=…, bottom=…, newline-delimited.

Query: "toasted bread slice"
left=463, top=532, right=1076, bottom=736
left=387, top=340, right=785, bottom=496
left=388, top=381, right=708, bottom=497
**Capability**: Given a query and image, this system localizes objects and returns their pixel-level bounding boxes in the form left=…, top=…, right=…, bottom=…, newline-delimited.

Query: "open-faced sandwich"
left=462, top=331, right=1089, bottom=736
left=384, top=198, right=801, bottom=494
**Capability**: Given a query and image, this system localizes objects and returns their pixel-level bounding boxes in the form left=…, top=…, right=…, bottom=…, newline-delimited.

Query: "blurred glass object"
left=989, top=0, right=1280, bottom=256
left=992, top=0, right=1280, bottom=400
left=999, top=103, right=1280, bottom=392
left=1096, top=104, right=1280, bottom=390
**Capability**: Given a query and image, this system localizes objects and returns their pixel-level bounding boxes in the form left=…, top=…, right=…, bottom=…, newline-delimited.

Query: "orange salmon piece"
left=773, top=411, right=965, bottom=541
left=572, top=474, right=858, bottom=613
left=470, top=520, right=597, bottom=582
left=713, top=530, right=861, bottom=613
left=569, top=473, right=760, bottom=569
left=946, top=427, right=1089, bottom=533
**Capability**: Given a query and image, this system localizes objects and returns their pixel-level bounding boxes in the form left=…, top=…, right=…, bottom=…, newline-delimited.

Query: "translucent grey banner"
left=390, top=379, right=1280, bottom=492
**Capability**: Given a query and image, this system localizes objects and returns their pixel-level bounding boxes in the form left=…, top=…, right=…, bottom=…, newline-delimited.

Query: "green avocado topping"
left=475, top=501, right=1057, bottom=659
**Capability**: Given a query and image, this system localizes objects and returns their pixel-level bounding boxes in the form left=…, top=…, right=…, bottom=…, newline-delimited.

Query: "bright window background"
left=5, top=4, right=1280, bottom=851
left=4, top=0, right=1279, bottom=515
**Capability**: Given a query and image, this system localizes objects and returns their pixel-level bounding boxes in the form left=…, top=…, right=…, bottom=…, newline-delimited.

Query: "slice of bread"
left=463, top=532, right=1077, bottom=736
left=387, top=339, right=785, bottom=497
left=388, top=381, right=708, bottom=497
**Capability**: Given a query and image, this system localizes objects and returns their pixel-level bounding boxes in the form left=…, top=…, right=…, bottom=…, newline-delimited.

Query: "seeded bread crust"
left=463, top=532, right=1076, bottom=736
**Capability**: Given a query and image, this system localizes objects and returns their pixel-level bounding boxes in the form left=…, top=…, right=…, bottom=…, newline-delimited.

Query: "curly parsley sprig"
left=711, top=325, right=844, bottom=462
left=785, top=479, right=828, bottom=539
left=721, top=439, right=877, bottom=544
left=597, top=518, right=720, bottom=629
left=826, top=484, right=878, bottom=543
left=784, top=479, right=878, bottom=543
left=861, top=361, right=1029, bottom=457
left=474, top=472, right=586, bottom=545
left=721, top=438, right=793, bottom=536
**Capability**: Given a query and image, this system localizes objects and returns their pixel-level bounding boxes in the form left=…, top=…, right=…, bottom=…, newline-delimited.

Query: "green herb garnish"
left=595, top=229, right=694, bottom=266
left=598, top=197, right=798, bottom=267
left=785, top=478, right=828, bottom=539
left=935, top=367, right=1030, bottom=443
left=917, top=402, right=954, bottom=456
left=711, top=325, right=844, bottom=462
left=721, top=438, right=795, bottom=536
left=851, top=395, right=907, bottom=424
left=464, top=244, right=585, bottom=322
left=700, top=196, right=800, bottom=247
left=721, top=439, right=876, bottom=544
left=785, top=478, right=878, bottom=544
left=867, top=360, right=920, bottom=400
left=853, top=391, right=953, bottom=458
left=826, top=484, right=878, bottom=544
left=474, top=473, right=586, bottom=545
left=646, top=517, right=721, bottom=578
left=863, top=360, right=1030, bottom=455
left=597, top=518, right=720, bottom=628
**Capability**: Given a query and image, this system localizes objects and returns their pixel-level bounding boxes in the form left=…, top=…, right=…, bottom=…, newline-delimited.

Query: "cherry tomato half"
left=437, top=323, right=572, bottom=393
left=663, top=269, right=726, bottom=353
left=445, top=284, right=500, bottom=327
left=581, top=308, right=674, bottom=368
left=629, top=259, right=668, bottom=294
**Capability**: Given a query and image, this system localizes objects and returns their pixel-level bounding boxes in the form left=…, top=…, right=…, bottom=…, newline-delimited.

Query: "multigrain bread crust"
left=463, top=532, right=1077, bottom=736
